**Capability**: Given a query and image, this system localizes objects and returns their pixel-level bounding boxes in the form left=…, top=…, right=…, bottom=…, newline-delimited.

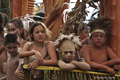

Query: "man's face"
left=91, top=32, right=106, bottom=47
left=5, top=43, right=19, bottom=56
left=60, top=40, right=75, bottom=63
left=7, top=23, right=22, bottom=36
left=62, top=51, right=75, bottom=63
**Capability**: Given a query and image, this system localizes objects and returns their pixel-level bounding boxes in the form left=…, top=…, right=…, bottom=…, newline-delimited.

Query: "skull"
left=60, top=39, right=75, bottom=63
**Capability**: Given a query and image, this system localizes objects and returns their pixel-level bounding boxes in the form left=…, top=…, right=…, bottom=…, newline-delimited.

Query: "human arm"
left=102, top=46, right=120, bottom=66
left=70, top=60, right=90, bottom=70
left=15, top=59, right=24, bottom=79
left=19, top=42, right=43, bottom=62
left=0, top=45, right=5, bottom=55
left=3, top=62, right=7, bottom=74
left=0, top=75, right=6, bottom=80
left=58, top=60, right=76, bottom=70
left=39, top=41, right=57, bottom=66
left=81, top=45, right=115, bottom=75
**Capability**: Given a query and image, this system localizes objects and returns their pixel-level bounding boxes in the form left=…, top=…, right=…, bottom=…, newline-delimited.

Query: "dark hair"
left=79, top=23, right=88, bottom=32
left=29, top=21, right=51, bottom=41
left=33, top=12, right=44, bottom=22
left=4, top=33, right=19, bottom=46
left=2, top=13, right=8, bottom=27
left=88, top=17, right=112, bottom=34
left=7, top=18, right=25, bottom=39
left=0, top=12, right=4, bottom=26
left=7, top=18, right=23, bottom=29
left=0, top=27, right=3, bottom=33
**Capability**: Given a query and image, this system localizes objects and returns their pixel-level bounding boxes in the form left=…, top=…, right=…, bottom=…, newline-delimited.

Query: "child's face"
left=91, top=32, right=106, bottom=47
left=32, top=25, right=46, bottom=43
left=78, top=28, right=89, bottom=40
left=7, top=23, right=22, bottom=36
left=5, top=43, right=19, bottom=56
left=62, top=51, right=75, bottom=63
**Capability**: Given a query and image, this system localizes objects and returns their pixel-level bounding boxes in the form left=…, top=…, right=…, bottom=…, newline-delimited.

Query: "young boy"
left=81, top=17, right=120, bottom=76
left=0, top=33, right=24, bottom=80
left=54, top=33, right=90, bottom=70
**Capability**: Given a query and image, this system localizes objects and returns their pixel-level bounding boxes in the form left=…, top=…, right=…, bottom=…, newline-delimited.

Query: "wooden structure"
left=9, top=0, right=35, bottom=19
left=23, top=65, right=120, bottom=80
left=100, top=0, right=120, bottom=58
left=43, top=0, right=70, bottom=41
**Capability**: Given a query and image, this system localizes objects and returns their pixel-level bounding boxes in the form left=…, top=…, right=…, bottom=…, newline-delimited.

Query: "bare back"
left=7, top=54, right=20, bottom=80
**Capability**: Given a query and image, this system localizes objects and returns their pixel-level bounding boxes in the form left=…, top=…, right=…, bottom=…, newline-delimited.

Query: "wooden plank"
left=22, top=0, right=28, bottom=17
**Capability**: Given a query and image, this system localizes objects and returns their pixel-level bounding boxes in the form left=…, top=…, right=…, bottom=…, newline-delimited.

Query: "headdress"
left=54, top=33, right=82, bottom=60
left=88, top=17, right=112, bottom=35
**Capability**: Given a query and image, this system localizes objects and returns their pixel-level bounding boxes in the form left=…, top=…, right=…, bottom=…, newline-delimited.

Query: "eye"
left=41, top=30, right=45, bottom=33
left=100, top=34, right=105, bottom=37
left=70, top=51, right=74, bottom=55
left=64, top=51, right=68, bottom=55
left=35, top=31, right=39, bottom=34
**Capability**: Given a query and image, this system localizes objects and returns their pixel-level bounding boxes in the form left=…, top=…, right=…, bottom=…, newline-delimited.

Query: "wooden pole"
left=100, top=0, right=120, bottom=58
left=9, top=0, right=13, bottom=19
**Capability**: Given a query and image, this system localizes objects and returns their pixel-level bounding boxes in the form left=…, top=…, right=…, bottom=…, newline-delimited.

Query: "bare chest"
left=90, top=48, right=108, bottom=63
left=7, top=56, right=19, bottom=79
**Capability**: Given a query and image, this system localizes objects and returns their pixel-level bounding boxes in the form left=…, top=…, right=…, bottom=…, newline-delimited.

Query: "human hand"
left=14, top=29, right=21, bottom=36
left=15, top=70, right=24, bottom=80
left=34, top=50, right=43, bottom=64
left=106, top=67, right=115, bottom=76
left=28, top=61, right=39, bottom=69
left=3, top=62, right=7, bottom=74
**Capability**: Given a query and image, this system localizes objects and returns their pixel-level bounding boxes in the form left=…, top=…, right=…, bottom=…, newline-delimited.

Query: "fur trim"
left=54, top=33, right=82, bottom=51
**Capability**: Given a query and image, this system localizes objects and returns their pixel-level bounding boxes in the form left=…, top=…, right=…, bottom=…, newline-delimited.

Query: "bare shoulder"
left=106, top=46, right=118, bottom=58
left=24, top=42, right=33, bottom=46
left=81, top=44, right=89, bottom=49
left=23, top=42, right=33, bottom=50
left=106, top=46, right=112, bottom=50
left=46, top=41, right=54, bottom=47
left=106, top=46, right=114, bottom=53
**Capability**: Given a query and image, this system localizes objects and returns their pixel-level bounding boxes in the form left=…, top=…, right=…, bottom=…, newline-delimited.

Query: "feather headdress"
left=88, top=17, right=112, bottom=35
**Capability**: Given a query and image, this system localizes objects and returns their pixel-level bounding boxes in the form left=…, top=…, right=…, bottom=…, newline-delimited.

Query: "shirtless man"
left=81, top=17, right=120, bottom=76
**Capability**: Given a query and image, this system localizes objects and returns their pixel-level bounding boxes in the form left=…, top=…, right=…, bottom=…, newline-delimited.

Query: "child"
left=0, top=33, right=24, bottom=80
left=6, top=18, right=26, bottom=48
left=54, top=33, right=90, bottom=70
left=81, top=17, right=120, bottom=76
left=76, top=23, right=91, bottom=59
left=77, top=23, right=91, bottom=45
left=19, top=21, right=57, bottom=79
left=0, top=12, right=7, bottom=78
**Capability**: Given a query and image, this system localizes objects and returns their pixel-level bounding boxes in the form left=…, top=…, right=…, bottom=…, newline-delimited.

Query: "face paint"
left=60, top=40, right=75, bottom=63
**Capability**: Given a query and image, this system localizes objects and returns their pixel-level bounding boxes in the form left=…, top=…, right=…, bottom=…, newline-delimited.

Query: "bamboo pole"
left=100, top=0, right=120, bottom=58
